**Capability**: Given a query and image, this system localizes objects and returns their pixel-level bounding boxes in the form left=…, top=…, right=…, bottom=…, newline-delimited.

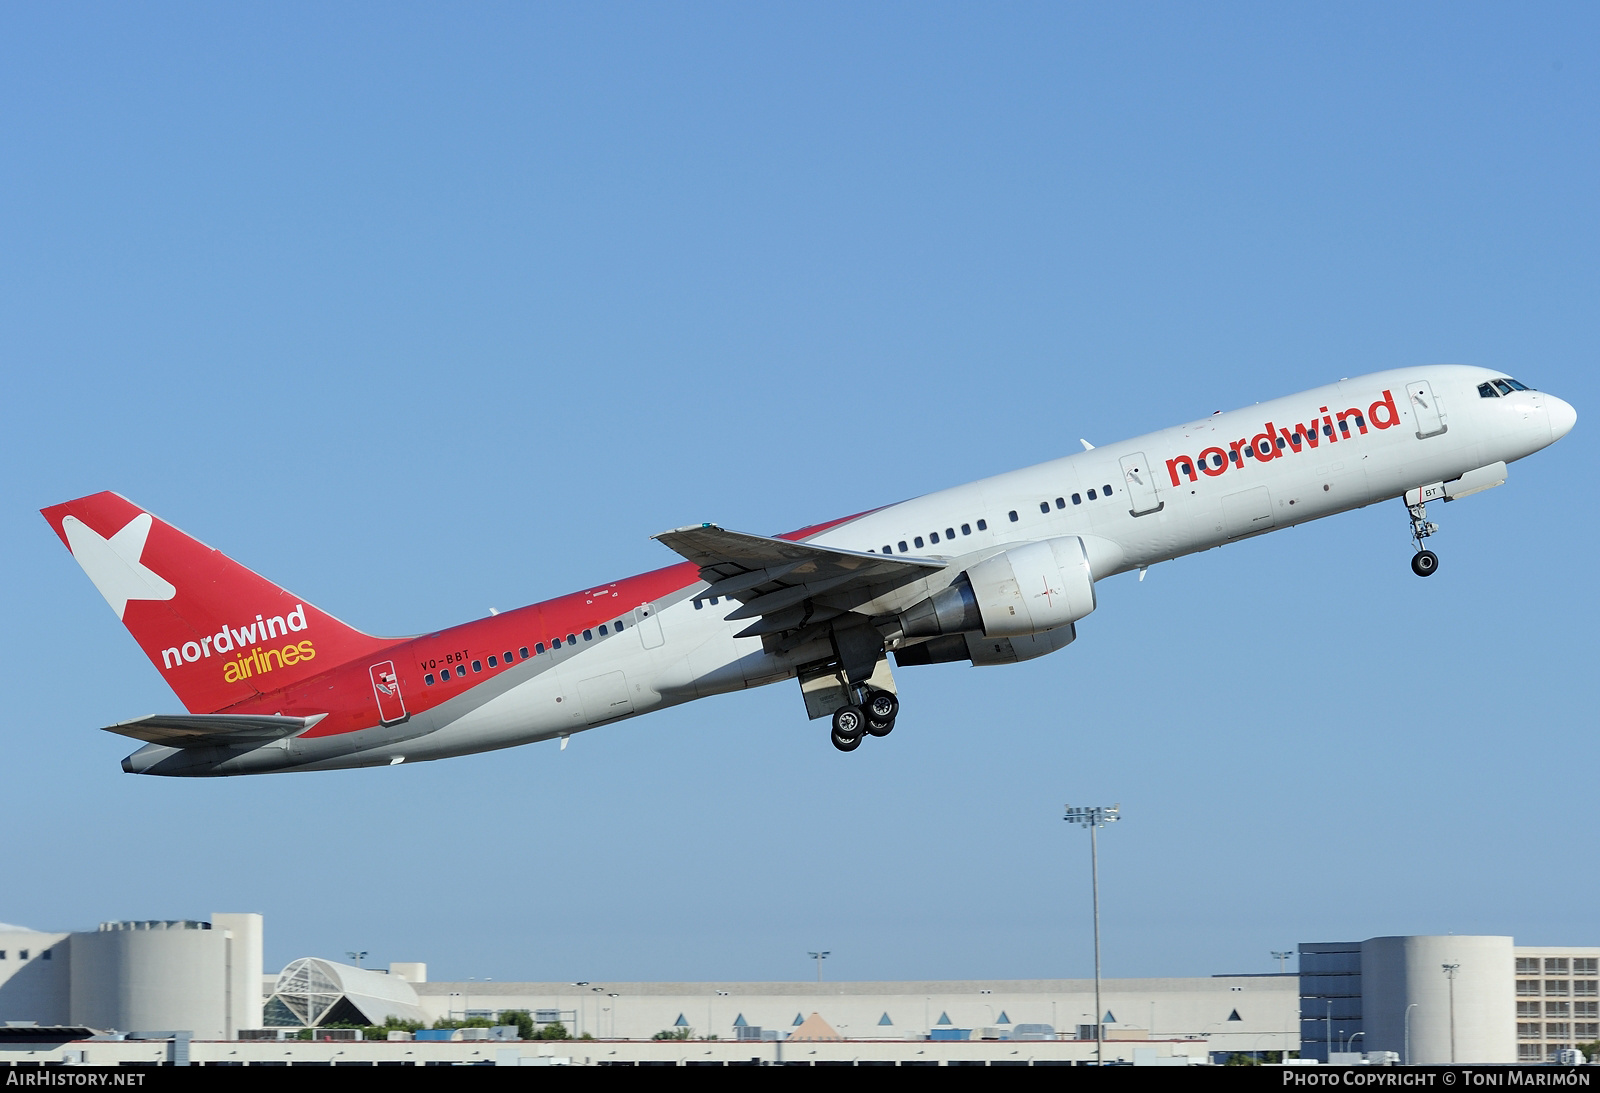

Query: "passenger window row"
left=866, top=481, right=1127, bottom=555
left=1038, top=483, right=1116, bottom=514
left=422, top=618, right=627, bottom=686
left=874, top=518, right=990, bottom=556
left=1003, top=482, right=1121, bottom=523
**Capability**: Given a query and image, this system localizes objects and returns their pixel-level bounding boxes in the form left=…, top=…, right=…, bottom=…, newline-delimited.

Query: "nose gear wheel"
left=1407, top=501, right=1441, bottom=577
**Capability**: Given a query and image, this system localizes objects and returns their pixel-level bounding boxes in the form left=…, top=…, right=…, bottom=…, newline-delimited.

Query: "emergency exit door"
left=1407, top=380, right=1448, bottom=439
left=1119, top=452, right=1164, bottom=516
left=370, top=661, right=409, bottom=724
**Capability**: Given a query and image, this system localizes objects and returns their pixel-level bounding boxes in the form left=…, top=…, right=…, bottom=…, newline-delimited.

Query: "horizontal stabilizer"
left=103, top=713, right=323, bottom=748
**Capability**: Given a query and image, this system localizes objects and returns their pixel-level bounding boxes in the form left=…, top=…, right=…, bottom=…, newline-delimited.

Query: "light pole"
left=1441, top=964, right=1460, bottom=1063
left=1271, top=951, right=1293, bottom=974
left=809, top=952, right=830, bottom=983
left=573, top=983, right=594, bottom=1037
left=345, top=951, right=367, bottom=969
left=1064, top=802, right=1120, bottom=1067
left=710, top=990, right=728, bottom=1039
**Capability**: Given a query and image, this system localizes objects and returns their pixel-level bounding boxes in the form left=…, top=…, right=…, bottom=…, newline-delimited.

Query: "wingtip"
left=653, top=523, right=723, bottom=541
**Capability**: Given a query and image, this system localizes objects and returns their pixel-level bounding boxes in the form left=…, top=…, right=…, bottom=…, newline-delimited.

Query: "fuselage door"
left=579, top=671, right=635, bottom=724
left=1119, top=452, right=1164, bottom=516
left=1407, top=380, right=1448, bottom=439
left=634, top=604, right=664, bottom=649
left=369, top=661, right=409, bottom=724
left=1222, top=486, right=1275, bottom=538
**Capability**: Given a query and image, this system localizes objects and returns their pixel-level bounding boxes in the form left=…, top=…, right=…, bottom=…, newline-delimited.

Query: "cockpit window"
left=1483, top=378, right=1536, bottom=397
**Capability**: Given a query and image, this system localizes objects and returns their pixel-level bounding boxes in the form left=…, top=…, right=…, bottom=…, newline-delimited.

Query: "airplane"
left=43, top=364, right=1575, bottom=776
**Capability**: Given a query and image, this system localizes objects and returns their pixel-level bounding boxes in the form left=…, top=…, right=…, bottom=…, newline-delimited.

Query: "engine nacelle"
left=894, top=624, right=1077, bottom=668
left=965, top=536, right=1096, bottom=637
left=894, top=536, right=1098, bottom=642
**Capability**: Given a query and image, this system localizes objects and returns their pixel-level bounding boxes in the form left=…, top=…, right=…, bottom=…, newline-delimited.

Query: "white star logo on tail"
left=62, top=513, right=177, bottom=620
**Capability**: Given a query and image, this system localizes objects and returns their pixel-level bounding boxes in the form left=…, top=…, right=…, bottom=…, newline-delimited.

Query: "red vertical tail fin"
left=42, top=492, right=393, bottom=713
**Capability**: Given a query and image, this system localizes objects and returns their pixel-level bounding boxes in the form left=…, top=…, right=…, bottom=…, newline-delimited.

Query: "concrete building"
left=6, top=912, right=1594, bottom=1065
left=1513, top=947, right=1600, bottom=1063
left=0, top=924, right=69, bottom=1025
left=1300, top=936, right=1600, bottom=1064
left=0, top=1031, right=1214, bottom=1066
left=263, top=957, right=427, bottom=1028
left=0, top=914, right=261, bottom=1039
left=410, top=974, right=1299, bottom=1057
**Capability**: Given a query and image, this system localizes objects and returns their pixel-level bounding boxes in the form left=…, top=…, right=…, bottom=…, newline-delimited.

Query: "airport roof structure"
left=790, top=1013, right=841, bottom=1041
left=263, top=958, right=426, bottom=1028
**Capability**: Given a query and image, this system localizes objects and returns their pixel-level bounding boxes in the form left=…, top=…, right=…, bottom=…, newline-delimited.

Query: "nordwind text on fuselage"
left=1165, top=390, right=1402, bottom=486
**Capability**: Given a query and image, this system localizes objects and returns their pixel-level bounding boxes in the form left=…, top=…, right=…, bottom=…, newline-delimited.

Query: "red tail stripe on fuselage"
left=261, top=507, right=884, bottom=738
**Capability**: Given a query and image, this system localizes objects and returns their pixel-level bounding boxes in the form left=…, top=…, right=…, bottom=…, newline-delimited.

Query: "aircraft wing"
left=103, top=713, right=321, bottom=748
left=652, top=524, right=944, bottom=638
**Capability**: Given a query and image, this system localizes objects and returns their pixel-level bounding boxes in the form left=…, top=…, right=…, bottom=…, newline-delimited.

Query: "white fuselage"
left=270, top=364, right=1568, bottom=773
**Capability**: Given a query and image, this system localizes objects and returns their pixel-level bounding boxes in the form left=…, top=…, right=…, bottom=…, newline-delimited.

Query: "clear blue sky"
left=3, top=3, right=1595, bottom=983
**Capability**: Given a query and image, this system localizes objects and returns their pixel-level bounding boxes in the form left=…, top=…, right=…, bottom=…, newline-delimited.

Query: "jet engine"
left=893, top=625, right=1077, bottom=667
left=894, top=536, right=1097, bottom=641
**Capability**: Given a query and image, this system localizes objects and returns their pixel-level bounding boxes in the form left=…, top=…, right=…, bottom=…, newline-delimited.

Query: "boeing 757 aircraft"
left=43, top=365, right=1575, bottom=776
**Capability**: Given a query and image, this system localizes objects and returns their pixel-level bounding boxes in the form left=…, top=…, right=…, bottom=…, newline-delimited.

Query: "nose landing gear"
left=1407, top=500, right=1440, bottom=577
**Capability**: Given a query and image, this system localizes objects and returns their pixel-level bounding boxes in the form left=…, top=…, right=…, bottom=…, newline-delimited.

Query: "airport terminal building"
left=1301, top=936, right=1599, bottom=1064
left=408, top=973, right=1298, bottom=1054
left=1, top=914, right=1594, bottom=1065
left=0, top=916, right=262, bottom=1040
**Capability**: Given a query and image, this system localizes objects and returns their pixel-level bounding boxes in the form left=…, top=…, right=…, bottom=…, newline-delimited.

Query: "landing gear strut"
left=1407, top=500, right=1440, bottom=577
left=830, top=689, right=898, bottom=752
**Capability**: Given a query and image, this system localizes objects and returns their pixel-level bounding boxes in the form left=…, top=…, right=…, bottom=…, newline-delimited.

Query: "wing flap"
left=701, top=562, right=804, bottom=600
left=104, top=713, right=321, bottom=747
left=652, top=523, right=946, bottom=641
left=653, top=524, right=941, bottom=582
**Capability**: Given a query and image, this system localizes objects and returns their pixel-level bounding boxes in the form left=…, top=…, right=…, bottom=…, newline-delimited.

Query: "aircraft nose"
left=1547, top=395, right=1577, bottom=442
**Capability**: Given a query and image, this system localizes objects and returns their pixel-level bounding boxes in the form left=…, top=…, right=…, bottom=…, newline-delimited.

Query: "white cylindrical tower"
left=69, top=920, right=230, bottom=1039
left=1362, top=936, right=1515, bottom=1064
left=211, top=913, right=263, bottom=1036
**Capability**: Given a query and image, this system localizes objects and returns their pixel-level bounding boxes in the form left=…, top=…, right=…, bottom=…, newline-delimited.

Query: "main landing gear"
left=830, top=689, right=899, bottom=753
left=1407, top=500, right=1440, bottom=577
